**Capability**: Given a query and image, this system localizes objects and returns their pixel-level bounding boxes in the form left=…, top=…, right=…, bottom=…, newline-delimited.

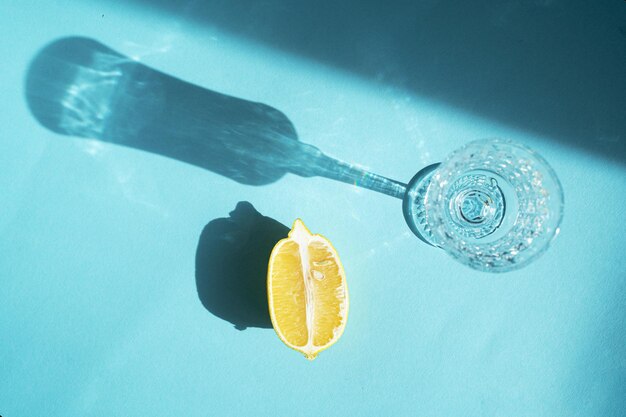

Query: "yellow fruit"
left=267, top=219, right=349, bottom=360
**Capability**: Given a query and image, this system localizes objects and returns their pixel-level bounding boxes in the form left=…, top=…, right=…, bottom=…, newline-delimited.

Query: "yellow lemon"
left=267, top=219, right=349, bottom=360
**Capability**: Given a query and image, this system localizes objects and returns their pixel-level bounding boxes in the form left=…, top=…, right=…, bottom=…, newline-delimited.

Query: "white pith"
left=292, top=220, right=316, bottom=357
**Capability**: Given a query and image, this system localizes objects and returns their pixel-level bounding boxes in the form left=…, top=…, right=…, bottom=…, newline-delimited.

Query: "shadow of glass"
left=195, top=201, right=288, bottom=330
left=25, top=37, right=408, bottom=198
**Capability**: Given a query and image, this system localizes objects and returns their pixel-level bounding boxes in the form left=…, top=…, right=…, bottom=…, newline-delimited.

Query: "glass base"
left=402, top=163, right=440, bottom=246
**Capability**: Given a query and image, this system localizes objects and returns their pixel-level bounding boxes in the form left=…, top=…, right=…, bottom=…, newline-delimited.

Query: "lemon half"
left=267, top=219, right=349, bottom=360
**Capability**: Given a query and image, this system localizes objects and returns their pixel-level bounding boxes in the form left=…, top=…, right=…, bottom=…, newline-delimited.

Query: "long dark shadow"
left=195, top=201, right=288, bottom=330
left=25, top=37, right=406, bottom=198
left=25, top=37, right=410, bottom=330
left=123, top=0, right=626, bottom=164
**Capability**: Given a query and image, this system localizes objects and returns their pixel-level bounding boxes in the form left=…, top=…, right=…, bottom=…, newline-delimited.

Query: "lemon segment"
left=267, top=219, right=349, bottom=360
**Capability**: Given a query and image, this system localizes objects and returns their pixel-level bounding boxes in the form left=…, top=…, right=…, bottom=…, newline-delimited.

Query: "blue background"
left=1, top=1, right=625, bottom=416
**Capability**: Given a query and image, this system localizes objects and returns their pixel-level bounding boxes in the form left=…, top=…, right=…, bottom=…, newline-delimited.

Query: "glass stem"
left=289, top=144, right=407, bottom=199
left=318, top=156, right=407, bottom=199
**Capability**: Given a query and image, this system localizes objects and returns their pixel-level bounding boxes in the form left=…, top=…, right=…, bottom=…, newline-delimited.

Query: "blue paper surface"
left=1, top=1, right=625, bottom=416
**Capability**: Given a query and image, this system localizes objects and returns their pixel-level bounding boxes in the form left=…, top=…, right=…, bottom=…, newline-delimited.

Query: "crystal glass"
left=403, top=139, right=564, bottom=272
